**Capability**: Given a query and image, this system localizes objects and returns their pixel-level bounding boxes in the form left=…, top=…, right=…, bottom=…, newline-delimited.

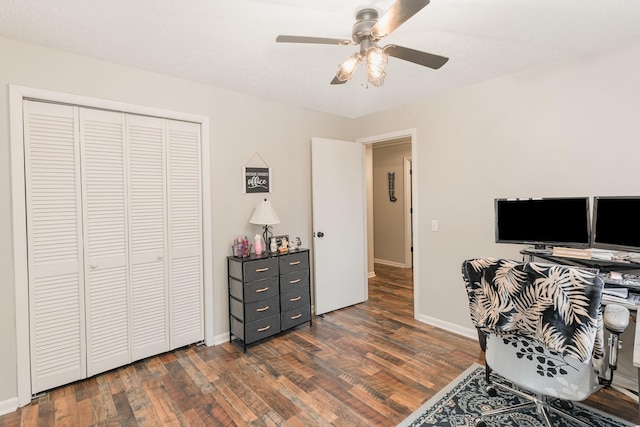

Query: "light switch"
left=431, top=220, right=439, bottom=232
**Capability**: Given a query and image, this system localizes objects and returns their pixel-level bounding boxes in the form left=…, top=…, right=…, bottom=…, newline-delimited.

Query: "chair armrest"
left=604, top=304, right=630, bottom=334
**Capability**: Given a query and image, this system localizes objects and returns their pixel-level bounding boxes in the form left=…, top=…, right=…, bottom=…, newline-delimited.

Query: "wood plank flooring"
left=1, top=263, right=638, bottom=426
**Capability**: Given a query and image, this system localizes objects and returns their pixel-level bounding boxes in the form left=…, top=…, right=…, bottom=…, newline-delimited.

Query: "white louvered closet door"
left=167, top=120, right=203, bottom=349
left=126, top=114, right=169, bottom=361
left=24, top=101, right=86, bottom=394
left=80, top=108, right=130, bottom=376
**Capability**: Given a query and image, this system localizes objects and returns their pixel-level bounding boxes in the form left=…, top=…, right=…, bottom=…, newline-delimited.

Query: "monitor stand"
left=528, top=244, right=552, bottom=254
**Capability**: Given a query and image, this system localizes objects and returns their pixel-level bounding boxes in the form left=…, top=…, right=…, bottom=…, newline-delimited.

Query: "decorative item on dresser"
left=249, top=198, right=281, bottom=247
left=227, top=249, right=312, bottom=351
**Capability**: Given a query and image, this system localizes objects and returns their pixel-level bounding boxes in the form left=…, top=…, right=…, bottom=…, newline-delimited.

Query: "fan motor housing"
left=352, top=8, right=378, bottom=43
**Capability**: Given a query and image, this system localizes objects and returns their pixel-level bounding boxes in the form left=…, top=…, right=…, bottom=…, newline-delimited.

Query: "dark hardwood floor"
left=1, top=263, right=638, bottom=426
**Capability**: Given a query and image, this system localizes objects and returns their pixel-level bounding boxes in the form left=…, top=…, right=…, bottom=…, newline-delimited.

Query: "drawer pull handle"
left=256, top=287, right=269, bottom=293
left=289, top=279, right=301, bottom=284
left=290, top=296, right=302, bottom=302
left=257, top=325, right=271, bottom=332
left=255, top=267, right=270, bottom=272
left=290, top=314, right=302, bottom=320
left=289, top=261, right=301, bottom=265
left=256, top=306, right=270, bottom=312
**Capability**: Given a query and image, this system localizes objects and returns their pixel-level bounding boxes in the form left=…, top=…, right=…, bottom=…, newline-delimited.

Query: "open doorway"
left=370, top=138, right=413, bottom=271
left=358, top=129, right=419, bottom=315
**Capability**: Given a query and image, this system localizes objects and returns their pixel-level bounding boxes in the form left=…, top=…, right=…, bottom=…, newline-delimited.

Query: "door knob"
left=317, top=231, right=324, bottom=238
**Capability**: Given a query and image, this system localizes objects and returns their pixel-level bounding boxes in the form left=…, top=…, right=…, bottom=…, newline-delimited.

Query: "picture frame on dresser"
left=274, top=234, right=289, bottom=249
left=227, top=249, right=312, bottom=351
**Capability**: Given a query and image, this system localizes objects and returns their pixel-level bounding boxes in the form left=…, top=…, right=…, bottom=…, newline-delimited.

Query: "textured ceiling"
left=2, top=0, right=640, bottom=118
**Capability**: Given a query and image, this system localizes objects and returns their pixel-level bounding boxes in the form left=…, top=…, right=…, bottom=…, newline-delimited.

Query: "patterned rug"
left=397, top=363, right=634, bottom=427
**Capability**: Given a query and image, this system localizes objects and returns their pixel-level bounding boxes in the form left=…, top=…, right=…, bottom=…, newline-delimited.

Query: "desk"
left=520, top=248, right=640, bottom=271
left=522, top=249, right=640, bottom=410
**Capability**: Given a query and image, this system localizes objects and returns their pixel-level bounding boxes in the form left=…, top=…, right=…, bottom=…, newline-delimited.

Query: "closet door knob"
left=157, top=254, right=164, bottom=260
left=90, top=263, right=98, bottom=269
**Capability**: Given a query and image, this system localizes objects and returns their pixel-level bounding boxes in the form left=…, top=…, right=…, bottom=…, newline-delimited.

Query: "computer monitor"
left=591, top=196, right=640, bottom=252
left=495, top=197, right=591, bottom=249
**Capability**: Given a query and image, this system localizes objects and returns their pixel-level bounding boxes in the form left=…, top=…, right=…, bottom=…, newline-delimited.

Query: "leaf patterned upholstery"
left=462, top=258, right=604, bottom=366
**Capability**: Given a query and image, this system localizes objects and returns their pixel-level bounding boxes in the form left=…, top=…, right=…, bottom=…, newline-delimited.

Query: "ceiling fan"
left=275, top=0, right=448, bottom=87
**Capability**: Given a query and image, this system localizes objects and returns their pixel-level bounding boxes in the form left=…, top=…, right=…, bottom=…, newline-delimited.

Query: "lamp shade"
left=249, top=198, right=281, bottom=225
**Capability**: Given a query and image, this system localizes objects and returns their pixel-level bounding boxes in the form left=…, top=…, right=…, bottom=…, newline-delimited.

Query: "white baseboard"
left=415, top=313, right=479, bottom=342
left=0, top=397, right=18, bottom=416
left=212, top=332, right=230, bottom=346
left=374, top=258, right=408, bottom=268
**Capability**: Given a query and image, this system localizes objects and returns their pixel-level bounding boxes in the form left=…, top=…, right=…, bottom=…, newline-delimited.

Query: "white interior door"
left=166, top=119, right=204, bottom=349
left=126, top=114, right=169, bottom=361
left=80, top=108, right=131, bottom=376
left=311, top=137, right=367, bottom=315
left=24, top=101, right=87, bottom=393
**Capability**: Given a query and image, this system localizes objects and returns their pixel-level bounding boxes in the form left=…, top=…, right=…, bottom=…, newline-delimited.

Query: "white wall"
left=0, top=36, right=353, bottom=405
left=353, top=42, right=640, bottom=335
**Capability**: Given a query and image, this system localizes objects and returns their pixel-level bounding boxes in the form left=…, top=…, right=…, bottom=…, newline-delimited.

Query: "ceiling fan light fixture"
left=336, top=53, right=362, bottom=82
left=368, top=71, right=386, bottom=87
left=366, top=46, right=388, bottom=86
left=277, top=1, right=449, bottom=88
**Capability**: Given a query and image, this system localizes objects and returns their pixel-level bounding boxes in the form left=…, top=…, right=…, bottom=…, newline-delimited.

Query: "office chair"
left=462, top=258, right=630, bottom=427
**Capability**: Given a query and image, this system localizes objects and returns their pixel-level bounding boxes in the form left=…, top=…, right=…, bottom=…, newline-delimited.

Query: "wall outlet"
left=431, top=220, right=439, bottom=232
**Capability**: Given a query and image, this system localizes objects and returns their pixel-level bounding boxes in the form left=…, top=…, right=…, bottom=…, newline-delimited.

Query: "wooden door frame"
left=9, top=85, right=212, bottom=407
left=357, top=129, right=418, bottom=316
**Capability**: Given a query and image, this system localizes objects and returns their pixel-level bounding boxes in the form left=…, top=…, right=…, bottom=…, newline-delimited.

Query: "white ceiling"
left=2, top=0, right=640, bottom=118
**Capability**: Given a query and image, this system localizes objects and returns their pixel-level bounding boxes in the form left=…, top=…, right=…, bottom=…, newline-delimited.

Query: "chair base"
left=476, top=380, right=593, bottom=427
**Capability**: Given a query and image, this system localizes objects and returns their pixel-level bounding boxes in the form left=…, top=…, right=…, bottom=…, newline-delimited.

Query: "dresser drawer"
left=230, top=276, right=279, bottom=302
left=230, top=294, right=279, bottom=322
left=245, top=277, right=279, bottom=303
left=245, top=315, right=280, bottom=344
left=280, top=269, right=310, bottom=294
left=280, top=289, right=310, bottom=311
left=281, top=305, right=311, bottom=331
left=279, top=251, right=309, bottom=274
left=244, top=257, right=279, bottom=282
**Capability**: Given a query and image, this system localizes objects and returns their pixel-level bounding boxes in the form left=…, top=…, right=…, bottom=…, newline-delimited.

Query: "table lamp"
left=249, top=198, right=281, bottom=250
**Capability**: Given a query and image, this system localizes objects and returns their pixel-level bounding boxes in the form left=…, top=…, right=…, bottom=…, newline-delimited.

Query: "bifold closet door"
left=24, top=101, right=204, bottom=394
left=126, top=114, right=169, bottom=361
left=80, top=108, right=130, bottom=376
left=24, top=101, right=86, bottom=394
left=167, top=120, right=204, bottom=348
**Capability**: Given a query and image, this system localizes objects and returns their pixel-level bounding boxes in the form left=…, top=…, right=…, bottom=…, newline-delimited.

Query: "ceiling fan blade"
left=384, top=45, right=448, bottom=69
left=276, top=35, right=352, bottom=45
left=371, top=0, right=430, bottom=39
left=331, top=76, right=347, bottom=85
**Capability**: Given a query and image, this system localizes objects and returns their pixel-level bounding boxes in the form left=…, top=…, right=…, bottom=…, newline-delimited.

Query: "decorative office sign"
left=243, top=167, right=271, bottom=193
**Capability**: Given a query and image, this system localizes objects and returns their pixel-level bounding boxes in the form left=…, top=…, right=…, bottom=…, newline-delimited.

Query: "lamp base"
left=262, top=225, right=274, bottom=252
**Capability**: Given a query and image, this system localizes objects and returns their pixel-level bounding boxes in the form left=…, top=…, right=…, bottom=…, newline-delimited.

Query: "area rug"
left=397, top=363, right=634, bottom=427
